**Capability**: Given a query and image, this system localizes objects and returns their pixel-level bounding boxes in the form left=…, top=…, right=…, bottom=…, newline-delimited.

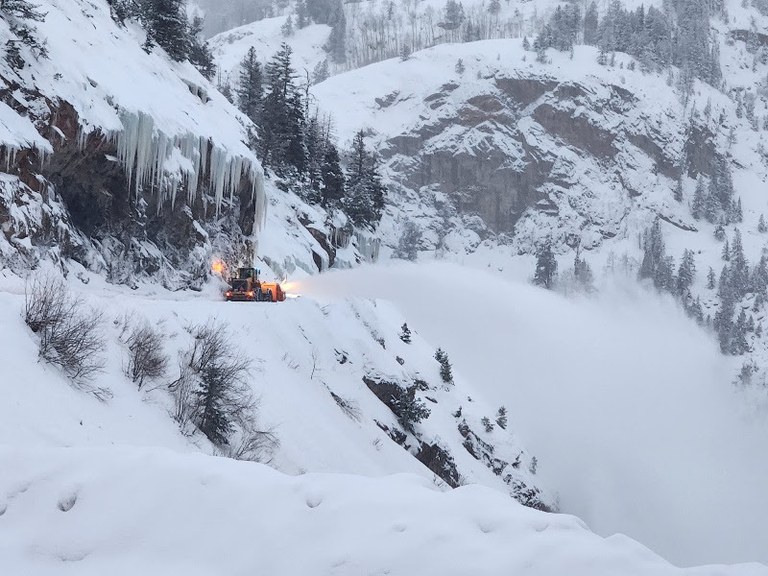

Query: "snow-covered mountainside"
left=3, top=0, right=768, bottom=573
left=0, top=0, right=265, bottom=286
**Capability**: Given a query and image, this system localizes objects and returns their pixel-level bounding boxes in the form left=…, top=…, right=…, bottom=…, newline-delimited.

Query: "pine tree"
left=721, top=238, right=730, bottom=261
left=326, top=0, right=346, bottom=63
left=142, top=0, right=189, bottom=61
left=533, top=241, right=558, bottom=290
left=488, top=0, right=500, bottom=17
left=393, top=219, right=422, bottom=261
left=759, top=214, right=767, bottom=233
left=312, top=59, right=330, bottom=84
left=638, top=219, right=665, bottom=282
left=260, top=43, right=307, bottom=174
left=752, top=255, right=768, bottom=295
left=583, top=1, right=599, bottom=46
left=344, top=130, right=386, bottom=228
left=731, top=310, right=749, bottom=355
left=320, top=142, right=345, bottom=207
left=495, top=406, right=508, bottom=429
left=481, top=416, right=495, bottom=433
left=2, top=0, right=47, bottom=65
left=434, top=348, right=454, bottom=385
left=399, top=323, right=412, bottom=344
left=296, top=0, right=308, bottom=27
left=573, top=249, right=594, bottom=292
left=707, top=267, right=717, bottom=289
left=730, top=229, right=750, bottom=298
left=236, top=47, right=263, bottom=123
left=714, top=222, right=726, bottom=242
left=455, top=58, right=465, bottom=74
left=522, top=36, right=530, bottom=51
left=691, top=176, right=705, bottom=220
left=674, top=178, right=683, bottom=203
left=676, top=249, right=696, bottom=295
left=281, top=14, right=294, bottom=37
left=188, top=14, right=215, bottom=80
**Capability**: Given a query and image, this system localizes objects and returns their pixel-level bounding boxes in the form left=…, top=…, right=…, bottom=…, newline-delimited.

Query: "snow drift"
left=1, top=445, right=766, bottom=576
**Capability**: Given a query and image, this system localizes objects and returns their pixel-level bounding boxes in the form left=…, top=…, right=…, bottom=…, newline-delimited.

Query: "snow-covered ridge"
left=2, top=0, right=264, bottom=217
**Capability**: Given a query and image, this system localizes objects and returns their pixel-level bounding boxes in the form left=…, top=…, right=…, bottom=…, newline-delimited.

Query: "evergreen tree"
left=729, top=229, right=750, bottom=298
left=399, top=323, right=412, bottom=344
left=638, top=219, right=665, bottom=282
left=752, top=255, right=768, bottom=295
left=1, top=0, right=47, bottom=64
left=455, top=58, right=465, bottom=74
left=583, top=1, right=599, bottom=46
left=573, top=249, right=594, bottom=292
left=326, top=0, right=346, bottom=63
left=434, top=348, right=454, bottom=385
left=296, top=0, right=308, bottom=28
left=674, top=178, right=683, bottom=203
left=260, top=43, right=307, bottom=174
left=141, top=0, right=189, bottom=61
left=312, top=58, right=330, bottom=84
left=691, top=176, right=706, bottom=220
left=714, top=222, right=726, bottom=242
left=236, top=47, right=263, bottom=123
left=759, top=214, right=767, bottom=233
left=481, top=416, right=495, bottom=433
left=281, top=14, right=294, bottom=37
left=344, top=130, right=387, bottom=228
left=707, top=266, right=717, bottom=289
left=533, top=241, right=558, bottom=290
left=488, top=0, right=500, bottom=17
left=721, top=238, right=730, bottom=261
left=188, top=14, right=215, bottom=80
left=731, top=310, right=749, bottom=355
left=522, top=36, right=530, bottom=51
left=393, top=219, right=422, bottom=261
left=676, top=249, right=696, bottom=295
left=320, top=141, right=345, bottom=207
left=495, top=406, right=508, bottom=429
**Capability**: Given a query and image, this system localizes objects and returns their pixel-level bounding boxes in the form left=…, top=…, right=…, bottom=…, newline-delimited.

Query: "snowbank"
left=1, top=445, right=765, bottom=576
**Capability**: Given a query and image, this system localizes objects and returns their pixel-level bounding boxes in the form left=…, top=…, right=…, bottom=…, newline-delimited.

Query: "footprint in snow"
left=57, top=493, right=78, bottom=512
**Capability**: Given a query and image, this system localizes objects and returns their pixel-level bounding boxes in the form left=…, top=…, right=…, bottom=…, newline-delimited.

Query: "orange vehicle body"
left=258, top=282, right=286, bottom=302
left=224, top=268, right=286, bottom=302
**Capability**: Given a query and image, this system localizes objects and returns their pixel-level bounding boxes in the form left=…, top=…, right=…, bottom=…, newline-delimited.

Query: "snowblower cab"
left=224, top=268, right=286, bottom=302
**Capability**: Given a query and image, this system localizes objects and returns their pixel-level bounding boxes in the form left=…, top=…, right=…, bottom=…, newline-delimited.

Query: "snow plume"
left=111, top=111, right=265, bottom=222
left=299, top=262, right=768, bottom=567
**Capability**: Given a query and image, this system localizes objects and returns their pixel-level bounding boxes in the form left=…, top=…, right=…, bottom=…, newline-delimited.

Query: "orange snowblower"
left=225, top=268, right=286, bottom=302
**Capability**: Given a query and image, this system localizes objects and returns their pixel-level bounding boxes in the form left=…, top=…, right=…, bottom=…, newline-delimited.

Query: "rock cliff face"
left=0, top=0, right=268, bottom=287
left=313, top=41, right=730, bottom=254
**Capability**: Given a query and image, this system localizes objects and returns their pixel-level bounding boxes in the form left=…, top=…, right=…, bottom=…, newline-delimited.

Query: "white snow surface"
left=2, top=445, right=766, bottom=576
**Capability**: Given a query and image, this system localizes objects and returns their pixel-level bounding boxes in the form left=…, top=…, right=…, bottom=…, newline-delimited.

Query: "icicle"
left=109, top=109, right=264, bottom=221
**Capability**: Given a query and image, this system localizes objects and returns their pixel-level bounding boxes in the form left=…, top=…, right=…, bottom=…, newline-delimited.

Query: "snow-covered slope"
left=0, top=0, right=264, bottom=285
left=3, top=445, right=766, bottom=576
left=209, top=17, right=331, bottom=86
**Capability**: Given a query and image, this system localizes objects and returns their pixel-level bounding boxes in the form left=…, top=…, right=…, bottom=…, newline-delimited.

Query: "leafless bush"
left=170, top=321, right=277, bottom=460
left=124, top=322, right=169, bottom=389
left=24, top=274, right=105, bottom=383
left=329, top=389, right=362, bottom=422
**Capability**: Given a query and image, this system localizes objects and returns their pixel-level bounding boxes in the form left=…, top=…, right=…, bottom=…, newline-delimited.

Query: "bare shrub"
left=170, top=321, right=277, bottom=460
left=124, top=322, right=169, bottom=389
left=329, top=389, right=362, bottom=422
left=24, top=274, right=105, bottom=383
